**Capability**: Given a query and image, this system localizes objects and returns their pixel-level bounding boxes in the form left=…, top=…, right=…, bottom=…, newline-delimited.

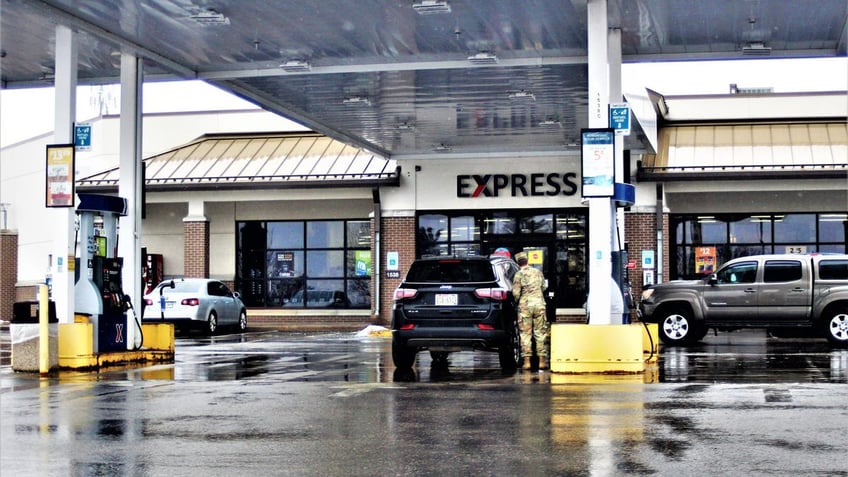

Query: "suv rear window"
left=405, top=260, right=496, bottom=283
left=819, top=260, right=848, bottom=280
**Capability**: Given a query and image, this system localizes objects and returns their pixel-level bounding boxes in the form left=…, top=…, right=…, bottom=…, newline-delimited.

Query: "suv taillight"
left=475, top=288, right=508, bottom=300
left=394, top=288, right=418, bottom=300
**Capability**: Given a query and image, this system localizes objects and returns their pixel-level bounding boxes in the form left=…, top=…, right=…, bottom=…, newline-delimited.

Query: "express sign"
left=456, top=173, right=579, bottom=198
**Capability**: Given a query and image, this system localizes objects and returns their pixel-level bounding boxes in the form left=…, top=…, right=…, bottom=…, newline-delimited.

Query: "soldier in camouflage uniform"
left=511, top=252, right=550, bottom=370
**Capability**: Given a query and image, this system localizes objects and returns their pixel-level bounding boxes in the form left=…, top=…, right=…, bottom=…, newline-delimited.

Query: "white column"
left=186, top=199, right=207, bottom=221
left=586, top=0, right=614, bottom=325
left=118, top=52, right=143, bottom=350
left=52, top=25, right=77, bottom=324
left=609, top=27, right=626, bottom=246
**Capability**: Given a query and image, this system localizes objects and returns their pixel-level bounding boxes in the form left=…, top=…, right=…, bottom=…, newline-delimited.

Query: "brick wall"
left=373, top=216, right=415, bottom=325
left=183, top=220, right=209, bottom=278
left=0, top=231, right=18, bottom=320
left=624, top=211, right=670, bottom=294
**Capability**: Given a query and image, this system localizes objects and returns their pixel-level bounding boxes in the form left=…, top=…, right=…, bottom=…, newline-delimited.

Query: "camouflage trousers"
left=518, top=301, right=550, bottom=357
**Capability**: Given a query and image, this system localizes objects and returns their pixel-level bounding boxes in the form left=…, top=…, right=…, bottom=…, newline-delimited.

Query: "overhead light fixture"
left=343, top=96, right=371, bottom=106
left=467, top=52, right=498, bottom=65
left=396, top=121, right=415, bottom=131
left=433, top=144, right=452, bottom=153
left=279, top=60, right=312, bottom=72
left=190, top=9, right=230, bottom=26
left=412, top=0, right=451, bottom=14
left=742, top=42, right=771, bottom=56
left=508, top=90, right=535, bottom=101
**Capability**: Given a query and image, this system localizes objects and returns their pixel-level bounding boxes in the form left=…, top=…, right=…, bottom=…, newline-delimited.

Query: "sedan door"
left=208, top=281, right=237, bottom=325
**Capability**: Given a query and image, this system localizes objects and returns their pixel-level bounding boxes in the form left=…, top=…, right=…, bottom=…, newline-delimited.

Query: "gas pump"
left=74, top=193, right=136, bottom=353
left=611, top=248, right=632, bottom=324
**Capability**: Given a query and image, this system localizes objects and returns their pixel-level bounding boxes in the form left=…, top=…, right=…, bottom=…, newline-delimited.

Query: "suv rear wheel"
left=498, top=320, right=520, bottom=372
left=392, top=341, right=417, bottom=369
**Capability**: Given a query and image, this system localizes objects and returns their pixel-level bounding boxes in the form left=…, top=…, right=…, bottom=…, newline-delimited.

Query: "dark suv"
left=391, top=255, right=521, bottom=371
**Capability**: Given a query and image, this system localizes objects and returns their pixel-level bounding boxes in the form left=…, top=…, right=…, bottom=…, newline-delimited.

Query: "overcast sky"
left=1, top=57, right=846, bottom=148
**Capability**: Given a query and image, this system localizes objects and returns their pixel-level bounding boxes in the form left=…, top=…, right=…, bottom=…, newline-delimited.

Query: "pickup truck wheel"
left=658, top=308, right=702, bottom=346
left=392, top=340, right=417, bottom=369
left=823, top=307, right=848, bottom=347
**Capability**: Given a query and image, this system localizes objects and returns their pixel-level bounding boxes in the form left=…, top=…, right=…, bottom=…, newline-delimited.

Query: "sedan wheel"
left=238, top=310, right=247, bottom=332
left=206, top=311, right=218, bottom=335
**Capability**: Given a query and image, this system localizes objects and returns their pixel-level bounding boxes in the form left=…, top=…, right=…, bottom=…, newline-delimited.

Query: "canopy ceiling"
left=2, top=0, right=846, bottom=159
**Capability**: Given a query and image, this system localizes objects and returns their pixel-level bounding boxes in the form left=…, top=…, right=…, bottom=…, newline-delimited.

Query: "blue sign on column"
left=74, top=123, right=92, bottom=150
left=609, top=103, right=630, bottom=136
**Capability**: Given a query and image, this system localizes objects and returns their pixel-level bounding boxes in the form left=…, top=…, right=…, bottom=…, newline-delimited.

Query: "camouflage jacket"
left=512, top=266, right=545, bottom=306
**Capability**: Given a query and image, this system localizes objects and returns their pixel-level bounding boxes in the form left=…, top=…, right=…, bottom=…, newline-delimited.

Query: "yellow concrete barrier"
left=141, top=323, right=175, bottom=352
left=550, top=323, right=647, bottom=374
left=58, top=322, right=175, bottom=371
left=58, top=322, right=97, bottom=369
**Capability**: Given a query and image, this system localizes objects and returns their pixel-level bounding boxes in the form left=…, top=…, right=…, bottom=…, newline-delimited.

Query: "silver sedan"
left=142, top=278, right=247, bottom=334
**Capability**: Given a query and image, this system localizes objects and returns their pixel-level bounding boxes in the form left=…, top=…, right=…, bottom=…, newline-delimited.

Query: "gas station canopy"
left=1, top=0, right=846, bottom=159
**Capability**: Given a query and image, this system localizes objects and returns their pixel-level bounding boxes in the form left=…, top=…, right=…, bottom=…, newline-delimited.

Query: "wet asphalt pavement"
left=2, top=327, right=848, bottom=476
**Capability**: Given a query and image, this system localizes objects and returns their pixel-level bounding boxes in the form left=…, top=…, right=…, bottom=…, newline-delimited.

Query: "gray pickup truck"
left=638, top=254, right=848, bottom=346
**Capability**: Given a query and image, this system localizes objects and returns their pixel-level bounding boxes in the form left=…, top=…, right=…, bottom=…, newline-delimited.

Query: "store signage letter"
left=456, top=172, right=578, bottom=198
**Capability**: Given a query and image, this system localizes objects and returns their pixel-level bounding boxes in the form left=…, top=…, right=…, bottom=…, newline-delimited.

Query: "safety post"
left=38, top=284, right=50, bottom=375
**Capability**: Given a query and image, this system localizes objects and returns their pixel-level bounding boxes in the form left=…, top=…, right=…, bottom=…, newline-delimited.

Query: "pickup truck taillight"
left=475, top=288, right=508, bottom=300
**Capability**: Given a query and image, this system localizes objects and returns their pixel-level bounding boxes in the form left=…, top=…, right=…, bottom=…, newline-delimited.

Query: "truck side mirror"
left=708, top=274, right=718, bottom=285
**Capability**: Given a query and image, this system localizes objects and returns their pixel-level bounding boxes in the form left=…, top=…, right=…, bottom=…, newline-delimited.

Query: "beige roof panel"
left=77, top=132, right=399, bottom=191
left=639, top=122, right=848, bottom=181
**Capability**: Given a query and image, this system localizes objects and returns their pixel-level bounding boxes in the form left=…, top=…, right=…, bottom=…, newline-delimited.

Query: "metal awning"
left=3, top=1, right=846, bottom=160
left=637, top=122, right=848, bottom=181
left=76, top=132, right=400, bottom=192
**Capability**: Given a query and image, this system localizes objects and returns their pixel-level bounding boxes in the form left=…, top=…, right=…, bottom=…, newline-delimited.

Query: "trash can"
left=11, top=301, right=58, bottom=372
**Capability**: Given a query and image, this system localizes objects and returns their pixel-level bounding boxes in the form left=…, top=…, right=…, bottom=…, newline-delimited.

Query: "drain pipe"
left=655, top=184, right=664, bottom=284
left=372, top=188, right=382, bottom=320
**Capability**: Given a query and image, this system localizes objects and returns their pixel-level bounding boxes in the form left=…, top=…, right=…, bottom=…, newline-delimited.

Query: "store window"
left=416, top=209, right=588, bottom=308
left=418, top=214, right=448, bottom=256
left=236, top=219, right=371, bottom=309
left=671, top=212, right=846, bottom=279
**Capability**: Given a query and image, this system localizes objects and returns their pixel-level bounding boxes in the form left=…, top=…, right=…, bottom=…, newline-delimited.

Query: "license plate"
left=166, top=301, right=175, bottom=309
left=435, top=294, right=457, bottom=306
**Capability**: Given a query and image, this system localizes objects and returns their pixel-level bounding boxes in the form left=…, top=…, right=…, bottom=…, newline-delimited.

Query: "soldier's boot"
left=538, top=356, right=548, bottom=370
left=522, top=357, right=532, bottom=370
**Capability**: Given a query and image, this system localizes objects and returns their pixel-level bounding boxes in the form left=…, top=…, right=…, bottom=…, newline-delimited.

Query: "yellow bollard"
left=38, top=284, right=49, bottom=375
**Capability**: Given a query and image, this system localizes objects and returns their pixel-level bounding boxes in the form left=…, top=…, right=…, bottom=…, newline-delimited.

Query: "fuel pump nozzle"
left=159, top=280, right=175, bottom=320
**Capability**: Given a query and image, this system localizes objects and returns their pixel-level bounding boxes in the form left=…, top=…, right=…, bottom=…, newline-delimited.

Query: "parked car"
left=391, top=254, right=521, bottom=371
left=142, top=278, right=247, bottom=334
left=638, top=254, right=848, bottom=346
